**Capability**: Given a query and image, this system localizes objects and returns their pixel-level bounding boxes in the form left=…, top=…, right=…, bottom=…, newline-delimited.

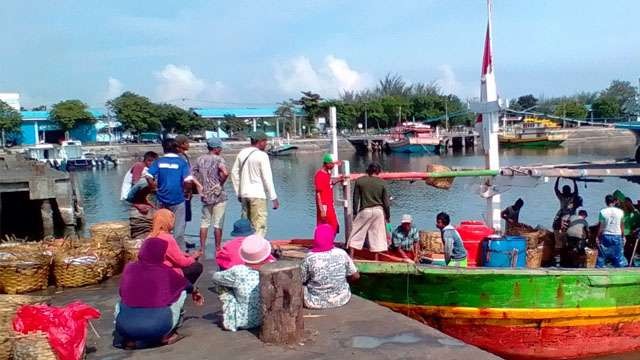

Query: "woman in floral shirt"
left=301, top=224, right=360, bottom=309
left=212, top=234, right=274, bottom=331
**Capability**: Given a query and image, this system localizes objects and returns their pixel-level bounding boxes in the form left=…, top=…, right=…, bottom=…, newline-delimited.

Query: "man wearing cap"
left=314, top=154, right=340, bottom=233
left=231, top=131, right=279, bottom=236
left=391, top=214, right=420, bottom=263
left=193, top=137, right=228, bottom=254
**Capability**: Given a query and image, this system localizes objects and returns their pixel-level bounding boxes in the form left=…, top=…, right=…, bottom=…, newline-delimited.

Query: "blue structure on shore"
left=15, top=106, right=298, bottom=145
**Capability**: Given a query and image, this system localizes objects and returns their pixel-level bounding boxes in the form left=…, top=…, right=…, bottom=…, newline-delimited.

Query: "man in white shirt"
left=596, top=194, right=627, bottom=268
left=231, top=131, right=279, bottom=236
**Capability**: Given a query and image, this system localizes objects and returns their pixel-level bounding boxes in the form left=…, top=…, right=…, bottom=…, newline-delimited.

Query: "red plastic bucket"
left=456, top=220, right=495, bottom=267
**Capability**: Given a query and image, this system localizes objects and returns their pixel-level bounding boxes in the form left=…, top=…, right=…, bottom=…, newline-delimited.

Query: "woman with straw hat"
left=212, top=234, right=276, bottom=331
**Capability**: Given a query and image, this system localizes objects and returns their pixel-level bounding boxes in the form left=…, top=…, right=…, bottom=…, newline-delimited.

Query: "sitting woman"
left=114, top=238, right=190, bottom=349
left=301, top=224, right=360, bottom=309
left=149, top=209, right=204, bottom=304
left=216, top=219, right=277, bottom=270
left=212, top=234, right=275, bottom=331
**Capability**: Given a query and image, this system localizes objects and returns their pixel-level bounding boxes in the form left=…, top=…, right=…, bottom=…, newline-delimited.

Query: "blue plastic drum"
left=482, top=235, right=527, bottom=267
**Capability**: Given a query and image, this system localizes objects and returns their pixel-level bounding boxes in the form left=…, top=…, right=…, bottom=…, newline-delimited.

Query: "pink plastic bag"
left=13, top=301, right=101, bottom=360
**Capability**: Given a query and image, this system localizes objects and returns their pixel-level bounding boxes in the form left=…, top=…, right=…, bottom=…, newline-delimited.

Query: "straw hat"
left=239, top=235, right=272, bottom=264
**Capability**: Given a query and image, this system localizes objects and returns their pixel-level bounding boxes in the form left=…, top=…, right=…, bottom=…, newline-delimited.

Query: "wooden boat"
left=267, top=143, right=298, bottom=156
left=350, top=262, right=640, bottom=360
left=387, top=123, right=441, bottom=154
left=499, top=125, right=568, bottom=148
left=273, top=239, right=640, bottom=360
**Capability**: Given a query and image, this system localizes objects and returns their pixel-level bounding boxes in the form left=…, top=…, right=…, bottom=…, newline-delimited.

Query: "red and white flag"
left=475, top=0, right=498, bottom=150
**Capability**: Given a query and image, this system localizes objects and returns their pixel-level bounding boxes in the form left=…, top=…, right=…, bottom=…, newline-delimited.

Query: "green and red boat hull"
left=351, top=262, right=640, bottom=359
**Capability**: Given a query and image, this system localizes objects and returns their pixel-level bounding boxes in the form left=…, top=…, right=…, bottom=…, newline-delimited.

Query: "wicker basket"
left=90, top=221, right=130, bottom=249
left=0, top=295, right=51, bottom=360
left=0, top=335, right=12, bottom=360
left=425, top=164, right=454, bottom=190
left=53, top=249, right=106, bottom=288
left=585, top=247, right=598, bottom=268
left=123, top=239, right=143, bottom=263
left=12, top=332, right=56, bottom=360
left=419, top=230, right=444, bottom=254
left=0, top=252, right=51, bottom=295
left=526, top=246, right=543, bottom=268
left=95, top=247, right=123, bottom=278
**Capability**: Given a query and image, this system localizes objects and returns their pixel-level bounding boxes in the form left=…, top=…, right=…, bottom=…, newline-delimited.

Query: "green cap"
left=250, top=131, right=268, bottom=141
left=322, top=153, right=335, bottom=163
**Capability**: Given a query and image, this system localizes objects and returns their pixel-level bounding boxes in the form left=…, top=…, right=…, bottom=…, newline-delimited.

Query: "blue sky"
left=1, top=0, right=638, bottom=108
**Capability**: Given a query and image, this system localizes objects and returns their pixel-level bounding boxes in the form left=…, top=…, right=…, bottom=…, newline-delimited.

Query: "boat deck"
left=45, top=259, right=498, bottom=360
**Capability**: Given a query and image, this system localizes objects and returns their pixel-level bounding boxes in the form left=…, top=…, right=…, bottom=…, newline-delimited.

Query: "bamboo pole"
left=346, top=169, right=499, bottom=181
left=342, top=161, right=353, bottom=243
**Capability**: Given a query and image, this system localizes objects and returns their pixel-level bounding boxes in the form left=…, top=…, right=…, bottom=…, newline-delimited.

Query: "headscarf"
left=148, top=209, right=175, bottom=238
left=119, top=237, right=188, bottom=308
left=311, top=224, right=335, bottom=253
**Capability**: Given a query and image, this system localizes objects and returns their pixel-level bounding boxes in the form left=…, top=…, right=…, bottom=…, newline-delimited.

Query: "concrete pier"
left=46, top=260, right=499, bottom=360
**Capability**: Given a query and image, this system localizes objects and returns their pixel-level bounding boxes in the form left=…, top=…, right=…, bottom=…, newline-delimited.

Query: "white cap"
left=401, top=214, right=412, bottom=223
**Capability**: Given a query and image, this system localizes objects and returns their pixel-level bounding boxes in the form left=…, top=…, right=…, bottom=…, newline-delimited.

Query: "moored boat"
left=387, top=123, right=441, bottom=154
left=499, top=120, right=568, bottom=148
left=350, top=262, right=640, bottom=360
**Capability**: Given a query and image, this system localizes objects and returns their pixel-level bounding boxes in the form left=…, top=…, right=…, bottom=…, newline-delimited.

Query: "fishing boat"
left=499, top=118, right=568, bottom=148
left=386, top=122, right=441, bottom=154
left=267, top=137, right=298, bottom=156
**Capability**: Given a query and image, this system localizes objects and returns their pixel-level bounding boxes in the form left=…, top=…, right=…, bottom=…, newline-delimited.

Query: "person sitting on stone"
left=212, top=234, right=275, bottom=331
left=114, top=238, right=195, bottom=349
left=301, top=224, right=359, bottom=309
left=436, top=212, right=468, bottom=267
left=391, top=214, right=420, bottom=263
left=148, top=209, right=204, bottom=305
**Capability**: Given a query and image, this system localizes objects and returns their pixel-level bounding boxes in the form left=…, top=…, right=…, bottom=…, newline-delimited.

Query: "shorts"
left=200, top=202, right=226, bottom=229
left=348, top=206, right=388, bottom=252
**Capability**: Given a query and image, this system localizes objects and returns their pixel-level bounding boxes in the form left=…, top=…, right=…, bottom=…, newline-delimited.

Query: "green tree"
left=107, top=91, right=161, bottom=133
left=49, top=99, right=95, bottom=133
left=31, top=105, right=47, bottom=111
left=221, top=114, right=247, bottom=135
left=513, top=94, right=538, bottom=111
left=554, top=101, right=587, bottom=119
left=592, top=96, right=621, bottom=119
left=0, top=100, right=22, bottom=147
left=275, top=101, right=295, bottom=133
left=601, top=80, right=638, bottom=114
left=375, top=73, right=413, bottom=97
left=157, top=103, right=207, bottom=134
left=293, top=91, right=323, bottom=131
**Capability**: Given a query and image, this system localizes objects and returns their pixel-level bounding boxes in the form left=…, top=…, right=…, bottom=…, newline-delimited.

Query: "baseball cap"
left=250, top=131, right=268, bottom=141
left=401, top=214, right=413, bottom=223
left=206, top=137, right=223, bottom=149
left=322, top=153, right=336, bottom=164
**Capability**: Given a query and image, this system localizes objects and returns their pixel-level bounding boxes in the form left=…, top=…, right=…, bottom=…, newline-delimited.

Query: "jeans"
left=596, top=234, right=628, bottom=268
left=114, top=305, right=174, bottom=348
left=160, top=201, right=188, bottom=250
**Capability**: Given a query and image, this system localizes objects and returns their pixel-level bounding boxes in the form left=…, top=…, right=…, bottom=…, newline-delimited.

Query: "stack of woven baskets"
left=506, top=223, right=553, bottom=268
left=419, top=230, right=444, bottom=255
left=0, top=221, right=139, bottom=295
left=0, top=243, right=51, bottom=295
left=0, top=294, right=52, bottom=359
left=425, top=164, right=454, bottom=190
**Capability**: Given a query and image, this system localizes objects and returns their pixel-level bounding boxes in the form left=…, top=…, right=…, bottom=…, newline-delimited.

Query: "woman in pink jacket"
left=148, top=209, right=204, bottom=304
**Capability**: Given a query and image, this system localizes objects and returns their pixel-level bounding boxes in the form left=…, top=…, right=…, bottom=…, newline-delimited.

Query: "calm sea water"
left=75, top=140, right=639, bottom=249
left=73, top=140, right=638, bottom=359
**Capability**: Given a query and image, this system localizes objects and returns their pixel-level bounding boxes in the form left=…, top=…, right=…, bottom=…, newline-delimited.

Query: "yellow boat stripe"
left=378, top=302, right=640, bottom=328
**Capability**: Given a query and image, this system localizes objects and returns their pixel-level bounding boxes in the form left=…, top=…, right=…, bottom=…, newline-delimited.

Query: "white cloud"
left=106, top=77, right=124, bottom=100
left=436, top=64, right=478, bottom=98
left=154, top=64, right=206, bottom=103
left=274, top=55, right=372, bottom=98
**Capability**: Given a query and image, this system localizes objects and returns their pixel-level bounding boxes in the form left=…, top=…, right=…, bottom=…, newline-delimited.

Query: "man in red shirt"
left=315, top=154, right=341, bottom=233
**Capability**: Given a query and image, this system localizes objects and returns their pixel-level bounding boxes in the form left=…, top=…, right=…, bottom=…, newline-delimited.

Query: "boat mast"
left=471, top=0, right=502, bottom=232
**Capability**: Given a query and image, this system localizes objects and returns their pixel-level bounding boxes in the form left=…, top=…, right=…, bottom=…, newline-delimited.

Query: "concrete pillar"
left=41, top=199, right=54, bottom=238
